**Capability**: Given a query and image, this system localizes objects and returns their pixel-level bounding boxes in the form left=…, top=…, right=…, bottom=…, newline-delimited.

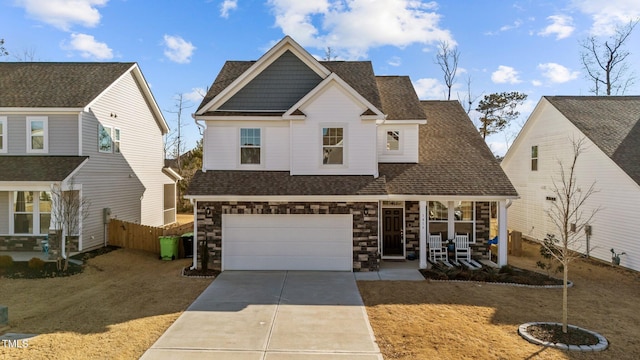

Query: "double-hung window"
left=322, top=127, right=343, bottom=165
left=240, top=128, right=261, bottom=165
left=98, top=124, right=113, bottom=153
left=531, top=145, right=538, bottom=171
left=454, top=201, right=476, bottom=243
left=386, top=130, right=400, bottom=151
left=13, top=191, right=51, bottom=235
left=27, top=116, right=48, bottom=153
left=114, top=128, right=121, bottom=153
left=0, top=116, right=6, bottom=153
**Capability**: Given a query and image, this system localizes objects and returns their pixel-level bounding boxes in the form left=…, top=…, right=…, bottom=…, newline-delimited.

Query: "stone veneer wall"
left=196, top=201, right=379, bottom=272
left=404, top=201, right=420, bottom=256
left=473, top=202, right=491, bottom=258
left=0, top=235, right=49, bottom=252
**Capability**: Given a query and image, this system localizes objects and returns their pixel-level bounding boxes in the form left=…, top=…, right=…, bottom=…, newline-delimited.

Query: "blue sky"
left=2, top=0, right=639, bottom=156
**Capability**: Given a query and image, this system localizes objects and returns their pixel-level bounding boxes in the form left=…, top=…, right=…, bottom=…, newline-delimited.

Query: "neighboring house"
left=0, top=62, right=180, bottom=256
left=502, top=96, right=640, bottom=271
left=186, top=36, right=517, bottom=271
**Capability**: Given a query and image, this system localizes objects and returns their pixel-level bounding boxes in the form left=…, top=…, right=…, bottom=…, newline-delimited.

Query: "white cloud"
left=538, top=63, right=580, bottom=83
left=184, top=88, right=206, bottom=103
left=163, top=35, right=196, bottom=64
left=66, top=33, right=113, bottom=59
left=491, top=65, right=522, bottom=84
left=538, top=15, right=575, bottom=39
left=412, top=78, right=448, bottom=99
left=572, top=0, right=640, bottom=35
left=387, top=56, right=401, bottom=67
left=220, top=0, right=238, bottom=18
left=499, top=19, right=523, bottom=32
left=267, top=0, right=454, bottom=59
left=15, top=0, right=108, bottom=31
left=532, top=80, right=543, bottom=86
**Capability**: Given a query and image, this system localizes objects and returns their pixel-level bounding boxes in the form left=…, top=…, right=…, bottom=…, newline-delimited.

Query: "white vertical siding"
left=291, top=84, right=377, bottom=175
left=377, top=124, right=419, bottom=163
left=503, top=99, right=640, bottom=271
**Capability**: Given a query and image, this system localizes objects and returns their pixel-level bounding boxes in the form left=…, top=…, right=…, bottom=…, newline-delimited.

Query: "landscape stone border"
left=424, top=278, right=572, bottom=289
left=518, top=322, right=608, bottom=352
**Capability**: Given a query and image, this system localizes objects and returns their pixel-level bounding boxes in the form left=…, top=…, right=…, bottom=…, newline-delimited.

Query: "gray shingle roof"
left=187, top=171, right=387, bottom=196
left=379, top=101, right=518, bottom=197
left=0, top=156, right=88, bottom=181
left=376, top=76, right=426, bottom=120
left=545, top=96, right=640, bottom=186
left=0, top=62, right=134, bottom=108
left=187, top=101, right=517, bottom=198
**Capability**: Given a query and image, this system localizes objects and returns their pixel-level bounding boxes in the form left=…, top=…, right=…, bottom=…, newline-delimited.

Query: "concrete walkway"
left=142, top=271, right=382, bottom=360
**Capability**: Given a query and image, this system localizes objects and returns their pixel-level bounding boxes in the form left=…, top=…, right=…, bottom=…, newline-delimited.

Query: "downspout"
left=190, top=198, right=197, bottom=270
left=193, top=114, right=206, bottom=172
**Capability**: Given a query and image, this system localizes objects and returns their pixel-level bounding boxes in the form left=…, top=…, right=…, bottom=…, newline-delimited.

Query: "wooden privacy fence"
left=108, top=219, right=194, bottom=255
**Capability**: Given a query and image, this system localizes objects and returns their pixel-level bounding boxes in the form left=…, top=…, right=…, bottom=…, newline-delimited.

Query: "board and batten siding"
left=203, top=120, right=290, bottom=171
left=4, top=114, right=78, bottom=155
left=502, top=99, right=640, bottom=271
left=291, top=83, right=377, bottom=175
left=377, top=124, right=419, bottom=163
left=74, top=70, right=172, bottom=250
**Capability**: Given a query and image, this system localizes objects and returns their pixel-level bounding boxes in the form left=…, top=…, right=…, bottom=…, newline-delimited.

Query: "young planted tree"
left=542, top=137, right=599, bottom=333
left=50, top=180, right=90, bottom=271
left=0, top=38, right=8, bottom=57
left=435, top=41, right=460, bottom=100
left=476, top=91, right=527, bottom=139
left=580, top=19, right=639, bottom=95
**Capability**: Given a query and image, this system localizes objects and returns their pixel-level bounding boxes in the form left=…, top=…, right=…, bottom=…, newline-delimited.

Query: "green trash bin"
left=159, top=236, right=179, bottom=260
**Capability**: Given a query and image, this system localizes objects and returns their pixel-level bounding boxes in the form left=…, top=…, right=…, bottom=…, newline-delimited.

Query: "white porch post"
left=498, top=200, right=508, bottom=267
left=192, top=200, right=198, bottom=270
left=419, top=200, right=427, bottom=269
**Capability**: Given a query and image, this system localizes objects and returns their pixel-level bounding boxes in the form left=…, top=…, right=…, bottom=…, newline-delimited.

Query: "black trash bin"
left=181, top=232, right=194, bottom=258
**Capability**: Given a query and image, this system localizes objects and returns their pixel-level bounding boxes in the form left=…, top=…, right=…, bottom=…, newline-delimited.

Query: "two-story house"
left=0, top=62, right=180, bottom=257
left=186, top=36, right=518, bottom=271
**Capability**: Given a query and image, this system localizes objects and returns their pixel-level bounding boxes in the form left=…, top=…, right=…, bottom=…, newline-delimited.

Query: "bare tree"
left=324, top=47, right=338, bottom=61
left=50, top=179, right=90, bottom=271
left=0, top=38, right=8, bottom=57
left=542, top=137, right=599, bottom=333
left=435, top=41, right=460, bottom=100
left=580, top=19, right=639, bottom=95
left=165, top=93, right=193, bottom=171
left=13, top=47, right=39, bottom=61
left=457, top=75, right=481, bottom=114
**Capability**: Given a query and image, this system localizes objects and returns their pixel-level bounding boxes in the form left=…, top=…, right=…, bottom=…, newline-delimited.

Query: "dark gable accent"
left=0, top=63, right=133, bottom=108
left=219, top=50, right=323, bottom=111
left=545, top=96, right=640, bottom=186
left=0, top=156, right=88, bottom=181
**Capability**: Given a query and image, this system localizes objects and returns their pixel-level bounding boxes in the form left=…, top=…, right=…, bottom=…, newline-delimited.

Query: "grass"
left=0, top=248, right=213, bottom=359
left=358, top=240, right=640, bottom=359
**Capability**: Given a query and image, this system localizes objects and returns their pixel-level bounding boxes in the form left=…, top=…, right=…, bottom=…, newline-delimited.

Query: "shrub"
left=0, top=255, right=13, bottom=268
left=28, top=257, right=46, bottom=270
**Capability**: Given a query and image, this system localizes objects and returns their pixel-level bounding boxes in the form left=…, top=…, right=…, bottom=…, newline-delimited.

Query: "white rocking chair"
left=428, top=233, right=448, bottom=263
left=454, top=233, right=471, bottom=263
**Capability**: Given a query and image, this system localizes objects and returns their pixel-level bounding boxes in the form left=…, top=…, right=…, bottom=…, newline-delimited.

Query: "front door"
left=382, top=208, right=403, bottom=257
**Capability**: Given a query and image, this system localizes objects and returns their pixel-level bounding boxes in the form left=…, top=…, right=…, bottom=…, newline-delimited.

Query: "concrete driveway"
left=142, top=271, right=382, bottom=359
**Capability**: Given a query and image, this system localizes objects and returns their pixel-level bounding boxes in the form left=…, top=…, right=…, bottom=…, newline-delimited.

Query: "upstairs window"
left=322, top=127, right=343, bottom=165
left=114, top=128, right=121, bottom=153
left=531, top=145, right=538, bottom=171
left=0, top=117, right=6, bottom=153
left=386, top=130, right=400, bottom=151
left=240, top=128, right=261, bottom=164
left=27, top=117, right=48, bottom=153
left=98, top=124, right=113, bottom=153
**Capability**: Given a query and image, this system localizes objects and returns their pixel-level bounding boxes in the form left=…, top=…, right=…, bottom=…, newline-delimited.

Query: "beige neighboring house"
left=185, top=36, right=518, bottom=272
left=502, top=96, right=640, bottom=271
left=0, top=62, right=180, bottom=256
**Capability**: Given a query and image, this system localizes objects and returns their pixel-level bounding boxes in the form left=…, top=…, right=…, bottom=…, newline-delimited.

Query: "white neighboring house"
left=186, top=36, right=518, bottom=272
left=0, top=62, right=180, bottom=256
left=502, top=96, right=640, bottom=271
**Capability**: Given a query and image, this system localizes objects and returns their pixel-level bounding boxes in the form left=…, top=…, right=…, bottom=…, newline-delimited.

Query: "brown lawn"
left=175, top=213, right=194, bottom=225
left=0, top=249, right=212, bottom=359
left=359, top=241, right=640, bottom=360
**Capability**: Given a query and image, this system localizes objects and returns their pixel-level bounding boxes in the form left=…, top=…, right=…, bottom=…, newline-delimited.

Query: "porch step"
left=459, top=259, right=482, bottom=270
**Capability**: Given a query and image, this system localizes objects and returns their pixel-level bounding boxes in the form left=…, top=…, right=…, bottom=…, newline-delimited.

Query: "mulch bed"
left=182, top=267, right=220, bottom=278
left=527, top=323, right=599, bottom=345
left=420, top=265, right=564, bottom=286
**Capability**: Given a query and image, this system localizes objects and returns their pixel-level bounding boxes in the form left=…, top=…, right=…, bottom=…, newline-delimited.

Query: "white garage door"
left=222, top=214, right=352, bottom=271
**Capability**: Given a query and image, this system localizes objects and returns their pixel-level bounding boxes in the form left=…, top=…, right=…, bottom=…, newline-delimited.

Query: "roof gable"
left=196, top=36, right=330, bottom=115
left=219, top=50, right=323, bottom=112
left=546, top=96, right=640, bottom=186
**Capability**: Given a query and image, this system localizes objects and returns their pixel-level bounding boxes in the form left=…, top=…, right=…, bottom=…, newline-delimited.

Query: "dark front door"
left=383, top=209, right=403, bottom=256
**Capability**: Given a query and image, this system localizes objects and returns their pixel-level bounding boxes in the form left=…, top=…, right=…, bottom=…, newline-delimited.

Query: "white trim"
left=380, top=202, right=405, bottom=259
left=0, top=116, right=6, bottom=153
left=98, top=123, right=113, bottom=153
left=238, top=127, right=264, bottom=167
left=26, top=116, right=48, bottom=153
left=114, top=127, right=121, bottom=154
left=377, top=119, right=427, bottom=125
left=77, top=112, right=83, bottom=155
left=283, top=73, right=385, bottom=119
left=8, top=190, right=52, bottom=235
left=320, top=124, right=347, bottom=168
left=162, top=167, right=183, bottom=181
left=184, top=194, right=517, bottom=202
left=197, top=36, right=331, bottom=115
left=198, top=115, right=288, bottom=121
left=383, top=129, right=403, bottom=154
left=61, top=158, right=89, bottom=185
left=0, top=107, right=84, bottom=114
